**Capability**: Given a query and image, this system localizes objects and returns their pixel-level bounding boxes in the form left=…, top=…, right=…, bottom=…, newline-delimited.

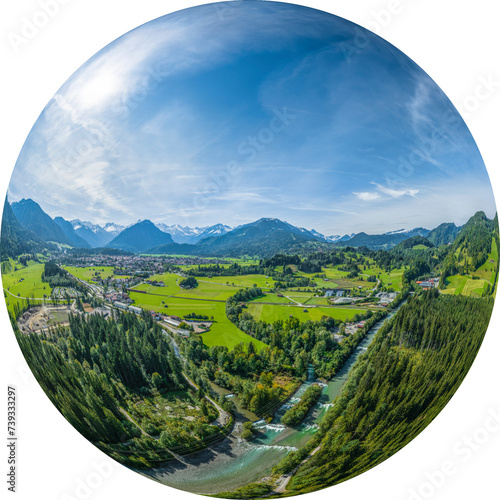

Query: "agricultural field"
left=247, top=303, right=368, bottom=323
left=196, top=274, right=277, bottom=289
left=474, top=238, right=498, bottom=283
left=251, top=293, right=294, bottom=304
left=462, top=278, right=489, bottom=297
left=442, top=275, right=490, bottom=297
left=132, top=273, right=181, bottom=294
left=64, top=266, right=115, bottom=283
left=296, top=266, right=374, bottom=290
left=129, top=269, right=379, bottom=350
left=441, top=275, right=468, bottom=295
left=2, top=260, right=51, bottom=313
left=129, top=289, right=266, bottom=351
left=177, top=281, right=236, bottom=301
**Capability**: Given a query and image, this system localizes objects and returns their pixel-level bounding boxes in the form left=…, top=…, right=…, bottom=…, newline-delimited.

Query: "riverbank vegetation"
left=279, top=291, right=493, bottom=494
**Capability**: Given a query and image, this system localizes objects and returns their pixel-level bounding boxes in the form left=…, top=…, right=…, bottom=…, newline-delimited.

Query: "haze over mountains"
left=2, top=198, right=485, bottom=258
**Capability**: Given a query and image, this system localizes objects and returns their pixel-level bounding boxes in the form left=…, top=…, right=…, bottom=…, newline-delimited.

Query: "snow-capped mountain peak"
left=155, top=223, right=233, bottom=244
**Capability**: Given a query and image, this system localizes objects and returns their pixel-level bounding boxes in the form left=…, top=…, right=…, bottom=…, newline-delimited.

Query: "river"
left=142, top=305, right=403, bottom=494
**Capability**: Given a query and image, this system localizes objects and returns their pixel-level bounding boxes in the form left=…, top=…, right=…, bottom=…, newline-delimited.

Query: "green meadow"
left=474, top=238, right=498, bottom=283
left=2, top=260, right=50, bottom=313
left=64, top=266, right=115, bottom=283
left=247, top=303, right=367, bottom=323
left=129, top=289, right=266, bottom=351
left=195, top=274, right=277, bottom=289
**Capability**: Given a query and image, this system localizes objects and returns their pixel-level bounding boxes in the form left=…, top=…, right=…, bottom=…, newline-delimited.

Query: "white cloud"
left=354, top=192, right=380, bottom=201
left=374, top=183, right=419, bottom=198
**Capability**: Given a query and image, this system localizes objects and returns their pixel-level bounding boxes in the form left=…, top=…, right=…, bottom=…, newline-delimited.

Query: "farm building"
left=164, top=317, right=181, bottom=327
left=416, top=281, right=434, bottom=289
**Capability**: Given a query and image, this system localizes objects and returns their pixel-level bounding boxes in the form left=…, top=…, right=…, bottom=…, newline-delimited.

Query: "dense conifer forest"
left=276, top=291, right=493, bottom=493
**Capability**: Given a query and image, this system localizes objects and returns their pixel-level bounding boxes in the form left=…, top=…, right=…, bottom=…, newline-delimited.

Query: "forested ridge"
left=279, top=291, right=493, bottom=493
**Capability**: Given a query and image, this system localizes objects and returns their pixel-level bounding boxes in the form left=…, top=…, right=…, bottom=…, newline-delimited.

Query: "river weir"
left=141, top=306, right=403, bottom=494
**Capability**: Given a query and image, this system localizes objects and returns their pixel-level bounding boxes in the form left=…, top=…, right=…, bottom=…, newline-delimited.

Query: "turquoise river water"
left=142, top=306, right=402, bottom=494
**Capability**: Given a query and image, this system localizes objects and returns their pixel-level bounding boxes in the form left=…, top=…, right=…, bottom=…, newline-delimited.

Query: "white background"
left=1, top=1, right=499, bottom=499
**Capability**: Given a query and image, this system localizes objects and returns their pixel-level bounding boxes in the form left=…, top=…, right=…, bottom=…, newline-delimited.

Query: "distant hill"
left=198, top=217, right=323, bottom=256
left=106, top=220, right=174, bottom=253
left=148, top=218, right=326, bottom=257
left=394, top=235, right=434, bottom=250
left=11, top=198, right=73, bottom=245
left=339, top=228, right=430, bottom=250
left=54, top=217, right=91, bottom=248
left=0, top=199, right=46, bottom=260
left=451, top=211, right=496, bottom=262
left=440, top=211, right=498, bottom=282
left=427, top=222, right=461, bottom=246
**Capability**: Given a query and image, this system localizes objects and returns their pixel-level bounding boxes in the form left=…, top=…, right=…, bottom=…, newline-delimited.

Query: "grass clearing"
left=247, top=303, right=367, bottom=323
left=197, top=274, right=277, bottom=289
left=129, top=290, right=266, bottom=351
left=64, top=266, right=115, bottom=283
left=2, top=261, right=51, bottom=313
left=462, top=279, right=489, bottom=297
left=441, top=275, right=468, bottom=295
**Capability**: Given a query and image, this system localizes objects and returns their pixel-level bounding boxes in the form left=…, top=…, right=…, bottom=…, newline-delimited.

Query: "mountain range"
left=0, top=199, right=48, bottom=259
left=11, top=199, right=89, bottom=248
left=155, top=223, right=232, bottom=244
left=1, top=197, right=489, bottom=257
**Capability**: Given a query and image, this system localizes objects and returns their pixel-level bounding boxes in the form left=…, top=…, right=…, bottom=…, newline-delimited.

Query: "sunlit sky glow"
left=8, top=1, right=496, bottom=235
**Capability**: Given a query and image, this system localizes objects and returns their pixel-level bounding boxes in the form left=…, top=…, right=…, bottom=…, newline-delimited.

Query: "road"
left=181, top=373, right=230, bottom=428
left=273, top=444, right=322, bottom=494
left=157, top=322, right=230, bottom=428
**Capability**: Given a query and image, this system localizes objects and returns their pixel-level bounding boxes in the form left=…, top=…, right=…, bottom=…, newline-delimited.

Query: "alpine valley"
left=1, top=195, right=497, bottom=497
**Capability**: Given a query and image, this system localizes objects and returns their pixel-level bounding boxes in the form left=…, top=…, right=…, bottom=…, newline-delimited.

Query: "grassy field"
left=441, top=274, right=468, bottom=295
left=251, top=294, right=294, bottom=304
left=2, top=261, right=51, bottom=313
left=64, top=266, right=115, bottom=283
left=195, top=274, right=277, bottom=289
left=474, top=238, right=498, bottom=283
left=442, top=274, right=490, bottom=297
left=462, top=279, right=489, bottom=297
left=247, top=303, right=367, bottom=323
left=129, top=290, right=266, bottom=351
left=296, top=269, right=373, bottom=290
left=441, top=275, right=469, bottom=295
left=177, top=281, right=236, bottom=301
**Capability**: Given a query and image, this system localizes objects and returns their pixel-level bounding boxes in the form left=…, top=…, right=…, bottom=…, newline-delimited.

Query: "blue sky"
left=8, top=1, right=496, bottom=235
